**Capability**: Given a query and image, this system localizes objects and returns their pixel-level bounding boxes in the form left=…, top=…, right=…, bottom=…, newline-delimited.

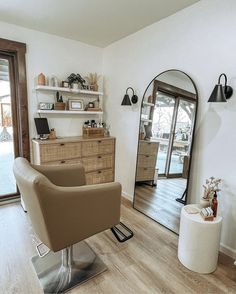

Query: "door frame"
left=0, top=38, right=29, bottom=200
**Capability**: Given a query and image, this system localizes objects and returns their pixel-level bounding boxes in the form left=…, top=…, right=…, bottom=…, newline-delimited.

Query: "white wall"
left=103, top=0, right=236, bottom=258
left=1, top=0, right=236, bottom=258
left=0, top=21, right=103, bottom=139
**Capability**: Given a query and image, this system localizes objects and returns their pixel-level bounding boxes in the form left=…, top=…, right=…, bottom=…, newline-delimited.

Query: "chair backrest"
left=13, top=157, right=52, bottom=247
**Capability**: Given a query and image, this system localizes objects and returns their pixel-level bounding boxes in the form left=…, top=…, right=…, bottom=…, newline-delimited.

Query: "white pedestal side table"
left=178, top=204, right=222, bottom=274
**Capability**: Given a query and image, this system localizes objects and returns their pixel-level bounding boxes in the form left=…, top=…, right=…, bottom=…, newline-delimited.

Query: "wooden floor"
left=134, top=178, right=186, bottom=233
left=0, top=200, right=236, bottom=294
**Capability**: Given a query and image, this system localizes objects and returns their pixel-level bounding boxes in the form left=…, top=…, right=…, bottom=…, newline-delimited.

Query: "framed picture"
left=68, top=99, right=84, bottom=111
left=39, top=102, right=54, bottom=110
left=61, top=81, right=69, bottom=88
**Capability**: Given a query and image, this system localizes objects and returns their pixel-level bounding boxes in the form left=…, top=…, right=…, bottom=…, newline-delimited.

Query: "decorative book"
left=200, top=207, right=214, bottom=221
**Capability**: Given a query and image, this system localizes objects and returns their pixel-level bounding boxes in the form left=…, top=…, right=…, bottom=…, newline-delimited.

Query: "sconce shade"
left=208, top=73, right=233, bottom=102
left=208, top=84, right=227, bottom=102
left=121, top=94, right=132, bottom=105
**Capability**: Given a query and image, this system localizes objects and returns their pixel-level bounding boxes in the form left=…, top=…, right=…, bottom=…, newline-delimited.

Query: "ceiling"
left=0, top=0, right=199, bottom=47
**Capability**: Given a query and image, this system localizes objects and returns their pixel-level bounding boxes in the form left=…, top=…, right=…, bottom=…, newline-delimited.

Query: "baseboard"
left=123, top=190, right=235, bottom=260
left=220, top=243, right=236, bottom=259
left=122, top=191, right=133, bottom=202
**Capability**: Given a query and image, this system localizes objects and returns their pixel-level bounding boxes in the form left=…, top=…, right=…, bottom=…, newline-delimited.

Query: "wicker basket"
left=82, top=127, right=105, bottom=138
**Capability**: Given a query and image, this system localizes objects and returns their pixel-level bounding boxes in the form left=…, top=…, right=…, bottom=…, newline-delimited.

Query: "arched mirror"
left=133, top=69, right=198, bottom=233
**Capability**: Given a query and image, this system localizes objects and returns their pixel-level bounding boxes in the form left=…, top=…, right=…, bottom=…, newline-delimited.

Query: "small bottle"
left=211, top=191, right=218, bottom=217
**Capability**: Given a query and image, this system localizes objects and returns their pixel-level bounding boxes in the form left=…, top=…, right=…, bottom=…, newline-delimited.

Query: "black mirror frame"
left=132, top=69, right=199, bottom=234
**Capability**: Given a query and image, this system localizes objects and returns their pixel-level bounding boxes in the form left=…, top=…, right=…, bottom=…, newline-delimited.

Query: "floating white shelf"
left=143, top=101, right=155, bottom=107
left=35, top=85, right=103, bottom=96
left=37, top=110, right=103, bottom=115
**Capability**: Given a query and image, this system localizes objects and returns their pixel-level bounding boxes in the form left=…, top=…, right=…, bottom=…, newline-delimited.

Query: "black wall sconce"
left=121, top=87, right=138, bottom=105
left=208, top=73, right=233, bottom=102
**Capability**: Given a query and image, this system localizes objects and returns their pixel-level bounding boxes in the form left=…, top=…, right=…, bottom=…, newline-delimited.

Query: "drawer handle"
left=98, top=140, right=102, bottom=143
left=98, top=156, right=102, bottom=159
left=60, top=143, right=65, bottom=146
left=145, top=155, right=150, bottom=158
left=144, top=168, right=148, bottom=170
left=60, top=160, right=66, bottom=164
left=98, top=170, right=102, bottom=174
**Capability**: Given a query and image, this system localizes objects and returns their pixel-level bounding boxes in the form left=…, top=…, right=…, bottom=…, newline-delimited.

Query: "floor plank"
left=134, top=178, right=185, bottom=233
left=0, top=201, right=235, bottom=294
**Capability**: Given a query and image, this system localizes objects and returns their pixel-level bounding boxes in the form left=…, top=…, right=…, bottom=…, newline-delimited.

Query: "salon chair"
left=13, top=157, right=121, bottom=293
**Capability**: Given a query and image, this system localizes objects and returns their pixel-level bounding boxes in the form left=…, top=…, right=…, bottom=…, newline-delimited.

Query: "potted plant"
left=200, top=177, right=221, bottom=207
left=54, top=91, right=66, bottom=110
left=67, top=73, right=86, bottom=89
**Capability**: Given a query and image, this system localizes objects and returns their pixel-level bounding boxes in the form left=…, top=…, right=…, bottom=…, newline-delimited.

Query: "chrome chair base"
left=31, top=241, right=107, bottom=293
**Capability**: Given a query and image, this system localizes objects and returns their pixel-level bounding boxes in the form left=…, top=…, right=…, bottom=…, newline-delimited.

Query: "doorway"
left=0, top=57, right=16, bottom=196
left=153, top=90, right=196, bottom=179
left=0, top=38, right=29, bottom=201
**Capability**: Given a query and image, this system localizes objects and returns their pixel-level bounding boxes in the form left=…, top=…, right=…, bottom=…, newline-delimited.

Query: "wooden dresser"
left=136, top=140, right=159, bottom=184
left=32, top=136, right=115, bottom=185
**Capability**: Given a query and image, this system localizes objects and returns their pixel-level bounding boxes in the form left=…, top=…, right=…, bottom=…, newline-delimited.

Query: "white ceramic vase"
left=200, top=198, right=211, bottom=208
left=72, top=83, right=79, bottom=90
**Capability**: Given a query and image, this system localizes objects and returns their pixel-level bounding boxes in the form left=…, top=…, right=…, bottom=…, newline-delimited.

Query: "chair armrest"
left=32, top=163, right=86, bottom=187
left=37, top=181, right=121, bottom=252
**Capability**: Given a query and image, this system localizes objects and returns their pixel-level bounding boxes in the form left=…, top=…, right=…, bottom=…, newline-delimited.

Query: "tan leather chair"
left=13, top=157, right=121, bottom=293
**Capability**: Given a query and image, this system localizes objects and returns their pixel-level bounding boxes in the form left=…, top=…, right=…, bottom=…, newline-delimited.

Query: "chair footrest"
left=111, top=222, right=134, bottom=243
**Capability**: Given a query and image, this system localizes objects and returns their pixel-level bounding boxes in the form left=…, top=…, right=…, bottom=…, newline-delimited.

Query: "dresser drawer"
left=82, top=139, right=114, bottom=157
left=41, top=158, right=82, bottom=166
left=86, top=169, right=114, bottom=185
left=138, top=141, right=159, bottom=155
left=136, top=167, right=155, bottom=181
left=40, top=142, right=82, bottom=162
left=82, top=154, right=114, bottom=172
left=137, top=154, right=156, bottom=168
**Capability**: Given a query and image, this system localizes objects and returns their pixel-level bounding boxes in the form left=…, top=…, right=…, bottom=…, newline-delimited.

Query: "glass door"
left=0, top=57, right=17, bottom=198
left=168, top=98, right=196, bottom=177
left=152, top=91, right=176, bottom=175
left=153, top=92, right=196, bottom=178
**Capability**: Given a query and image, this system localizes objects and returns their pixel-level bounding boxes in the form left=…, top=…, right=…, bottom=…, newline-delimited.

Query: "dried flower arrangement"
left=202, top=177, right=221, bottom=201
left=85, top=73, right=100, bottom=91
left=86, top=73, right=100, bottom=85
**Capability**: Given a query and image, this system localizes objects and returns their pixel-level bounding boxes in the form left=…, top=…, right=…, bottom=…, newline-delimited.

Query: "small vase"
left=50, top=75, right=59, bottom=87
left=37, top=73, right=46, bottom=85
left=91, top=84, right=98, bottom=91
left=200, top=198, right=211, bottom=208
left=72, top=83, right=79, bottom=90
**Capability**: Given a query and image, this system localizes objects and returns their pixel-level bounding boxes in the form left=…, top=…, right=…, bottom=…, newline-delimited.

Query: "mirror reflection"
left=134, top=70, right=197, bottom=233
